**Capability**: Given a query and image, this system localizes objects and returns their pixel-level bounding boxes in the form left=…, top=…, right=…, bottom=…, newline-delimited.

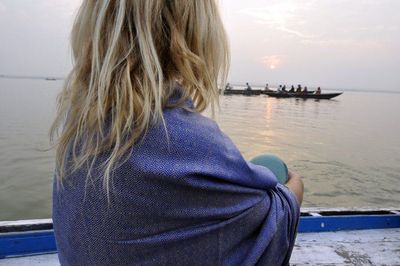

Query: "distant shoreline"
left=1, top=74, right=399, bottom=94
left=0, top=74, right=64, bottom=81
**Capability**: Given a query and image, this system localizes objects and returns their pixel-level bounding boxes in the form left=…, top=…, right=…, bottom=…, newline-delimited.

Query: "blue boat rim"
left=1, top=208, right=399, bottom=259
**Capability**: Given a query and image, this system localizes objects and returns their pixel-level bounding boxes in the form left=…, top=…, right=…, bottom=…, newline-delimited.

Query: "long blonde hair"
left=50, top=0, right=229, bottom=193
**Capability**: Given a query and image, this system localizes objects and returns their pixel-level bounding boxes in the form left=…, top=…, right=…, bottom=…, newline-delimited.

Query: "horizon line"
left=1, top=74, right=399, bottom=94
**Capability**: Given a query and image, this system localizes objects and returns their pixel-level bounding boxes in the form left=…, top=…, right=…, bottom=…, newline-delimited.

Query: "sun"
left=262, top=55, right=283, bottom=70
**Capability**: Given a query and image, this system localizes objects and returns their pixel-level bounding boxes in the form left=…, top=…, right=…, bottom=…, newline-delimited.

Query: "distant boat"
left=262, top=90, right=315, bottom=95
left=45, top=78, right=57, bottom=81
left=263, top=91, right=292, bottom=98
left=223, top=89, right=262, bottom=96
left=265, top=91, right=343, bottom=100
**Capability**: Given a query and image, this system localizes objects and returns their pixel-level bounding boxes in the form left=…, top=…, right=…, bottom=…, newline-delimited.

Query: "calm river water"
left=0, top=78, right=399, bottom=220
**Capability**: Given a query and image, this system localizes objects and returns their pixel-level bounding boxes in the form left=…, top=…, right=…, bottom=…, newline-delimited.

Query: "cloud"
left=240, top=0, right=399, bottom=53
left=239, top=1, right=315, bottom=39
left=39, top=0, right=81, bottom=17
left=0, top=1, right=7, bottom=13
left=301, top=38, right=384, bottom=51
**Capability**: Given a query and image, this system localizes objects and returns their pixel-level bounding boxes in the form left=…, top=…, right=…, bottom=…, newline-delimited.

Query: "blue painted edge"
left=0, top=231, right=56, bottom=259
left=299, top=214, right=400, bottom=233
left=1, top=214, right=399, bottom=259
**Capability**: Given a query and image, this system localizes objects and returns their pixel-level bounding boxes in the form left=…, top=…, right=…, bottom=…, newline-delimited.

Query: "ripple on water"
left=212, top=93, right=400, bottom=209
left=1, top=84, right=400, bottom=219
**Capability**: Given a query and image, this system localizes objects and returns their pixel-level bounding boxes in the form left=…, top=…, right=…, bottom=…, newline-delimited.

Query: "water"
left=0, top=79, right=399, bottom=220
left=0, top=79, right=58, bottom=221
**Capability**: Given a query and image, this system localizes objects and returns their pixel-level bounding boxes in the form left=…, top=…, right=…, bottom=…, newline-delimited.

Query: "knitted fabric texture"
left=53, top=96, right=300, bottom=266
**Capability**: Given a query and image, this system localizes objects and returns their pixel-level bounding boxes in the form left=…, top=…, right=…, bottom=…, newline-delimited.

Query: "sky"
left=0, top=0, right=399, bottom=91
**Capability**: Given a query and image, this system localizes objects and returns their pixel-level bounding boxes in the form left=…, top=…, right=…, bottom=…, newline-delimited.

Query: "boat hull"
left=265, top=92, right=343, bottom=99
left=263, top=92, right=292, bottom=98
left=295, top=92, right=343, bottom=99
left=223, top=89, right=262, bottom=96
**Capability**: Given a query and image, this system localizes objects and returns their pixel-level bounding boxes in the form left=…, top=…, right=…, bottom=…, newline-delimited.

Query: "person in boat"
left=246, top=82, right=252, bottom=91
left=50, top=1, right=303, bottom=265
left=282, top=85, right=287, bottom=92
left=265, top=83, right=270, bottom=91
left=289, top=85, right=295, bottom=92
left=303, top=86, right=308, bottom=94
left=225, top=82, right=232, bottom=90
left=296, top=84, right=302, bottom=93
left=316, top=87, right=321, bottom=95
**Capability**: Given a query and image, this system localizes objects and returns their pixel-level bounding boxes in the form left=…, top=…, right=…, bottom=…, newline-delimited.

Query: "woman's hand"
left=285, top=171, right=304, bottom=205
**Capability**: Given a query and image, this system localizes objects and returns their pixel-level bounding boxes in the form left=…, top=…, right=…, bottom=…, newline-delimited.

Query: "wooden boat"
left=261, top=90, right=315, bottom=95
left=263, top=91, right=293, bottom=98
left=265, top=91, right=343, bottom=99
left=1, top=208, right=399, bottom=265
left=296, top=92, right=342, bottom=99
left=223, top=89, right=262, bottom=96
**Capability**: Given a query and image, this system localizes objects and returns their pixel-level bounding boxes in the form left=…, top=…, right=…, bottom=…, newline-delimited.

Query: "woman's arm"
left=285, top=171, right=304, bottom=205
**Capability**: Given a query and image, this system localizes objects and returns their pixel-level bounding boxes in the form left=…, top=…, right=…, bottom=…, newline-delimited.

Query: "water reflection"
left=213, top=92, right=400, bottom=209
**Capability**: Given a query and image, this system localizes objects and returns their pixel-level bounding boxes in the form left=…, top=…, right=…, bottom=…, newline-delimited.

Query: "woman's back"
left=53, top=98, right=300, bottom=265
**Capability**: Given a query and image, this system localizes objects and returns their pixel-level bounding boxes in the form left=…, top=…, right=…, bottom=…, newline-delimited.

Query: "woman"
left=50, top=1, right=303, bottom=265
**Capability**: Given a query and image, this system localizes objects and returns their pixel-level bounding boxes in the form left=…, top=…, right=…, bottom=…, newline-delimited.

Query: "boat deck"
left=292, top=227, right=400, bottom=265
left=1, top=227, right=399, bottom=265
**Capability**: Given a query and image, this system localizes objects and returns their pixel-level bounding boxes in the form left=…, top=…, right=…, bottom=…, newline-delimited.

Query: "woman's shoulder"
left=162, top=105, right=222, bottom=149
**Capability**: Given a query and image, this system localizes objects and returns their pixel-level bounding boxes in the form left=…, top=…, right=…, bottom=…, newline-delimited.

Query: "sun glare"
left=262, top=55, right=283, bottom=70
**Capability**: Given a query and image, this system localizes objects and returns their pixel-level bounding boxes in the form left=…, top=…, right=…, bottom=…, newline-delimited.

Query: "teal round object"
left=250, top=154, right=289, bottom=184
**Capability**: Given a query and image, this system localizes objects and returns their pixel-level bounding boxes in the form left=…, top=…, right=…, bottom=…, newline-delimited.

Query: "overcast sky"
left=0, top=0, right=399, bottom=91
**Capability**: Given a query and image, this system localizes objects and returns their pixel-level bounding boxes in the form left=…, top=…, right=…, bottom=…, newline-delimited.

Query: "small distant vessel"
left=45, top=78, right=57, bottom=81
left=223, top=89, right=262, bottom=96
left=265, top=91, right=343, bottom=100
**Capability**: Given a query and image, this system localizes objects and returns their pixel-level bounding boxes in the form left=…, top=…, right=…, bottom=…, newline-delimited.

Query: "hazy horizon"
left=0, top=0, right=399, bottom=91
